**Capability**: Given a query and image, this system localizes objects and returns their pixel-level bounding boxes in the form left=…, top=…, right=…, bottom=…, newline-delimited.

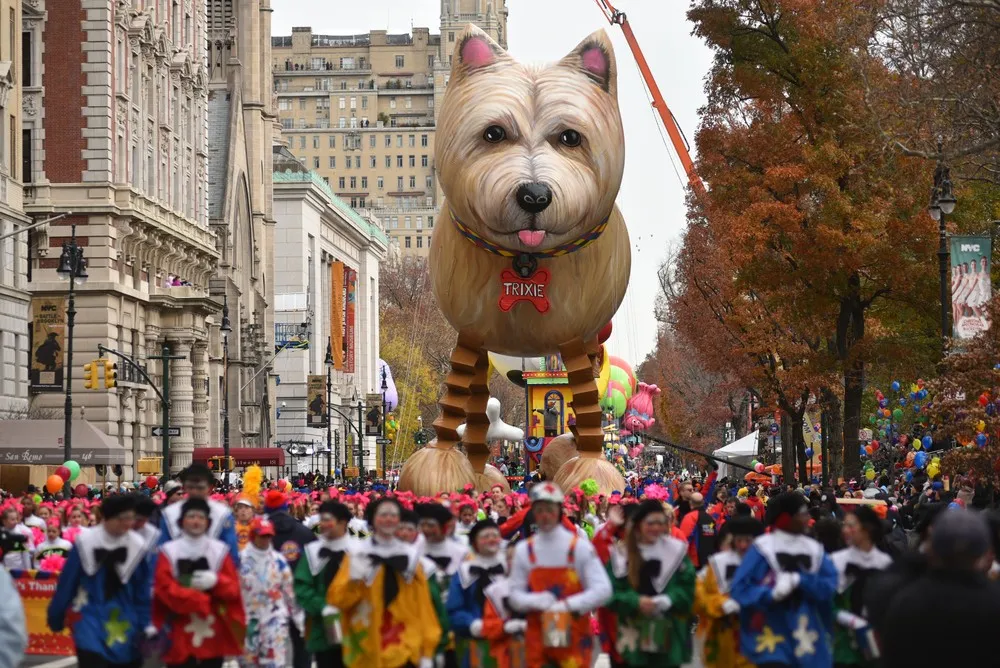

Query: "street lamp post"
left=56, top=224, right=88, bottom=462
left=220, top=297, right=232, bottom=488
left=325, top=338, right=334, bottom=484
left=380, top=366, right=389, bottom=479
left=928, top=148, right=958, bottom=346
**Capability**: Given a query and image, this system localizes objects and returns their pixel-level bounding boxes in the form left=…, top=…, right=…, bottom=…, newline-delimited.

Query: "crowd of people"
left=0, top=460, right=991, bottom=667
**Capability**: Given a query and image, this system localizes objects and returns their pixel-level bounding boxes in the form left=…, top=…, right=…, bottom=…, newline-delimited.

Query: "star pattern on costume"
left=104, top=608, right=130, bottom=647
left=381, top=612, right=407, bottom=649
left=71, top=588, right=88, bottom=612
left=564, top=569, right=579, bottom=587
left=560, top=657, right=582, bottom=668
left=184, top=613, right=217, bottom=648
left=616, top=625, right=639, bottom=654
left=344, top=628, right=369, bottom=665
left=351, top=600, right=372, bottom=627
left=792, top=614, right=818, bottom=658
left=754, top=625, right=785, bottom=654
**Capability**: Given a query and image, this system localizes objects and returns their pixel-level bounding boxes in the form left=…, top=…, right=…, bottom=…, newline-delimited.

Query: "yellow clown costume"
left=328, top=535, right=441, bottom=668
left=695, top=550, right=754, bottom=668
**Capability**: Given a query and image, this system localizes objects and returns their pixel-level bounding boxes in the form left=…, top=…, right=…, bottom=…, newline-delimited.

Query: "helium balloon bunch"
left=47, top=460, right=82, bottom=494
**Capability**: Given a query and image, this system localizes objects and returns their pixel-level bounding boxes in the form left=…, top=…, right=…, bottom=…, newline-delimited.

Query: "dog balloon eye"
left=483, top=126, right=506, bottom=143
left=560, top=129, right=583, bottom=147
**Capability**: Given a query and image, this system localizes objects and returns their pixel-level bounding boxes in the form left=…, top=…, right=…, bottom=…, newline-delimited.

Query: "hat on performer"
left=630, top=499, right=667, bottom=527
left=101, top=493, right=136, bottom=520
left=178, top=497, right=211, bottom=531
left=249, top=517, right=276, bottom=538
left=725, top=515, right=765, bottom=538
left=530, top=482, right=564, bottom=505
left=319, top=500, right=352, bottom=522
left=765, top=491, right=807, bottom=530
left=365, top=496, right=402, bottom=526
left=264, top=490, right=287, bottom=511
left=468, top=519, right=500, bottom=551
left=135, top=497, right=158, bottom=518
left=399, top=508, right=420, bottom=528
left=415, top=502, right=454, bottom=527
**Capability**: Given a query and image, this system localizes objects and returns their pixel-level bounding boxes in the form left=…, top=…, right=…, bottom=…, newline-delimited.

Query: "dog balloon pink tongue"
left=623, top=382, right=660, bottom=432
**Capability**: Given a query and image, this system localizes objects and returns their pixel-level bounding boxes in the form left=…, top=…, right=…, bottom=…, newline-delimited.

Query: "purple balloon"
left=378, top=359, right=399, bottom=411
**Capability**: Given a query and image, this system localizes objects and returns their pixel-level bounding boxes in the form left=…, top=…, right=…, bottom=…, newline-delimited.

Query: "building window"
left=361, top=176, right=368, bottom=188
left=362, top=97, right=368, bottom=110
left=421, top=155, right=428, bottom=167
left=338, top=177, right=346, bottom=188
left=448, top=32, right=455, bottom=42
left=426, top=196, right=433, bottom=206
left=428, top=215, right=434, bottom=228
left=339, top=117, right=346, bottom=128
left=339, top=97, right=346, bottom=109
left=350, top=117, right=358, bottom=129
left=417, top=216, right=423, bottom=228
left=299, top=98, right=306, bottom=110
left=350, top=97, right=357, bottom=109
left=329, top=136, right=336, bottom=148
left=385, top=156, right=391, bottom=168
left=405, top=97, right=412, bottom=109
left=278, top=98, right=291, bottom=111
left=405, top=236, right=411, bottom=248
left=410, top=175, right=417, bottom=188
left=428, top=54, right=435, bottom=68
left=417, top=236, right=423, bottom=248
left=408, top=155, right=415, bottom=168
left=377, top=176, right=384, bottom=189
left=383, top=135, right=390, bottom=148
left=377, top=197, right=384, bottom=207
left=370, top=155, right=376, bottom=168
left=421, top=134, right=428, bottom=147
left=344, top=158, right=350, bottom=170
left=299, top=136, right=305, bottom=149
left=405, top=216, right=411, bottom=228
left=329, top=156, right=336, bottom=168
left=397, top=176, right=404, bottom=190
left=350, top=197, right=357, bottom=207
left=396, top=135, right=403, bottom=147
left=395, top=55, right=405, bottom=68
left=312, top=136, right=319, bottom=148
left=397, top=155, right=403, bottom=167
left=369, top=135, right=376, bottom=148
left=390, top=97, right=396, bottom=109
left=313, top=157, right=319, bottom=168
left=350, top=177, right=357, bottom=189
left=322, top=176, right=329, bottom=185
left=426, top=175, right=433, bottom=188
left=408, top=135, right=415, bottom=147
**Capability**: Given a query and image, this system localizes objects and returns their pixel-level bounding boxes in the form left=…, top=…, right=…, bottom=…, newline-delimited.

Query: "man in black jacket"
left=879, top=509, right=1000, bottom=666
left=264, top=489, right=316, bottom=668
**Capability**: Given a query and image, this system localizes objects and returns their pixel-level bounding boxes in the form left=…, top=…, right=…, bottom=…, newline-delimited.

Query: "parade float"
left=397, top=25, right=631, bottom=494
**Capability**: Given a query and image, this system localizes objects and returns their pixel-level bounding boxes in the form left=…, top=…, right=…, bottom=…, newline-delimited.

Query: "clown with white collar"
left=152, top=497, right=246, bottom=666
left=157, top=463, right=240, bottom=565
left=730, top=491, right=838, bottom=668
left=47, top=494, right=153, bottom=667
left=446, top=519, right=518, bottom=668
left=507, top=482, right=612, bottom=668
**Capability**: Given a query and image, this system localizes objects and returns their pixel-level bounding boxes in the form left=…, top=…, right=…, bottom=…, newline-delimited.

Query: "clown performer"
left=234, top=496, right=256, bottom=551
left=327, top=496, right=441, bottom=668
left=694, top=515, right=765, bottom=668
left=508, top=482, right=612, bottom=668
left=478, top=543, right=528, bottom=668
left=730, top=491, right=838, bottom=668
left=446, top=519, right=509, bottom=668
left=153, top=498, right=245, bottom=668
left=606, top=499, right=696, bottom=667
left=294, top=501, right=356, bottom=668
left=47, top=495, right=152, bottom=668
left=158, top=464, right=241, bottom=565
left=239, top=516, right=303, bottom=668
left=830, top=506, right=892, bottom=666
left=417, top=501, right=468, bottom=667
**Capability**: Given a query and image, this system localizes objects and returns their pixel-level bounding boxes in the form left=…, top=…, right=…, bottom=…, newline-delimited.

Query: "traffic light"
left=82, top=360, right=98, bottom=390
left=103, top=360, right=118, bottom=389
left=208, top=456, right=235, bottom=471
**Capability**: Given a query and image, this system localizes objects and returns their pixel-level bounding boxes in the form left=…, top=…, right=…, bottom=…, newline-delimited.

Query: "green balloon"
left=892, top=408, right=904, bottom=421
left=610, top=389, right=626, bottom=418
left=64, top=460, right=81, bottom=482
left=869, top=416, right=877, bottom=424
left=609, top=367, right=633, bottom=400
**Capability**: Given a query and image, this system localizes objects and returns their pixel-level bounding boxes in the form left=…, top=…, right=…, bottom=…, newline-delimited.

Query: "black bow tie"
left=177, top=557, right=210, bottom=576
left=775, top=552, right=812, bottom=573
left=844, top=563, right=878, bottom=614
left=429, top=554, right=452, bottom=572
left=94, top=547, right=129, bottom=600
left=370, top=554, right=409, bottom=608
left=637, top=559, right=663, bottom=596
left=319, top=547, right=346, bottom=587
left=724, top=563, right=739, bottom=584
left=469, top=564, right=505, bottom=608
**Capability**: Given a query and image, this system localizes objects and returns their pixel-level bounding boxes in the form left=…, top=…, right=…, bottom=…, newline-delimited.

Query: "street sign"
left=151, top=427, right=181, bottom=437
left=375, top=438, right=391, bottom=445
left=353, top=448, right=371, bottom=456
left=364, top=449, right=371, bottom=456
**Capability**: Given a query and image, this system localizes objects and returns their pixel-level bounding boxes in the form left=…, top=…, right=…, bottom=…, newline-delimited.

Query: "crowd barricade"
left=11, top=569, right=74, bottom=656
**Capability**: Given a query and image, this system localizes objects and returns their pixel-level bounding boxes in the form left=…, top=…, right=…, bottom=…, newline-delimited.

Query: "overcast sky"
left=271, top=0, right=713, bottom=368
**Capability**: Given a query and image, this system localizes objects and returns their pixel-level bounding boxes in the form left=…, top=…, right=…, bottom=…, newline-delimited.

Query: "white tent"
left=712, top=430, right=779, bottom=479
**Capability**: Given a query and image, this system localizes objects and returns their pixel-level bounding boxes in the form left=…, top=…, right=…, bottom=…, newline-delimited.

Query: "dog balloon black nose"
left=515, top=182, right=553, bottom=214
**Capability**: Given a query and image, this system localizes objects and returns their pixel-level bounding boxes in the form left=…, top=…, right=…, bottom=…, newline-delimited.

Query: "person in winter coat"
left=152, top=498, right=245, bottom=668
left=48, top=495, right=152, bottom=668
left=239, top=517, right=302, bottom=668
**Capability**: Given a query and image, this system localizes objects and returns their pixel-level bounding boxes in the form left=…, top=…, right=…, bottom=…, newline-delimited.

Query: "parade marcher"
left=831, top=506, right=892, bottom=666
left=677, top=491, right=718, bottom=569
left=0, top=507, right=33, bottom=570
left=264, top=489, right=316, bottom=668
left=234, top=496, right=255, bottom=551
left=158, top=464, right=240, bottom=565
left=607, top=498, right=696, bottom=667
left=477, top=543, right=527, bottom=668
left=446, top=519, right=508, bottom=668
left=153, top=498, right=245, bottom=668
left=47, top=495, right=152, bottom=668
left=731, top=491, right=838, bottom=668
left=416, top=502, right=466, bottom=668
left=508, top=482, right=612, bottom=668
left=34, top=518, right=73, bottom=566
left=395, top=508, right=422, bottom=548
left=238, top=516, right=302, bottom=668
left=327, top=496, right=441, bottom=668
left=695, top=515, right=764, bottom=668
left=294, top=500, right=355, bottom=668
left=132, top=497, right=161, bottom=561
left=593, top=504, right=633, bottom=667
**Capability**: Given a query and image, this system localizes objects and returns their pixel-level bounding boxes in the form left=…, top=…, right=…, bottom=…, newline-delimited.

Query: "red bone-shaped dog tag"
left=498, top=268, right=550, bottom=313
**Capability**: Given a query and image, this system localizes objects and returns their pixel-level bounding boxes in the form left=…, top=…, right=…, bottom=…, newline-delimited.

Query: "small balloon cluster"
left=46, top=460, right=83, bottom=495
left=868, top=379, right=933, bottom=460
left=749, top=459, right=765, bottom=474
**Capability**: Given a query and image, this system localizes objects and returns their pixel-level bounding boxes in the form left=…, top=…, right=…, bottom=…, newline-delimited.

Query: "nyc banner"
left=307, top=375, right=327, bottom=428
left=951, top=235, right=992, bottom=339
left=30, top=297, right=66, bottom=393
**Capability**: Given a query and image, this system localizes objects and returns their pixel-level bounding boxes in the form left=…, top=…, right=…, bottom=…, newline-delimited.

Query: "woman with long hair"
left=606, top=499, right=695, bottom=667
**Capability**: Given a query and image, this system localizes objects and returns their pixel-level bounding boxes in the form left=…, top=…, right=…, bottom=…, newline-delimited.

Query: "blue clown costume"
left=730, top=493, right=838, bottom=667
left=47, top=506, right=153, bottom=668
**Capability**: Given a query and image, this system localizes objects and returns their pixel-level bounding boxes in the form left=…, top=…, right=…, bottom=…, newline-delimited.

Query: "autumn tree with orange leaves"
left=670, top=0, right=941, bottom=482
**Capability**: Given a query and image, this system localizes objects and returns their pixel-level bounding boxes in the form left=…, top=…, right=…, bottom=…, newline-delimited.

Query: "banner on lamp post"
left=30, top=297, right=66, bottom=393
left=950, top=235, right=992, bottom=339
left=307, top=375, right=327, bottom=428
left=365, top=393, right=383, bottom=437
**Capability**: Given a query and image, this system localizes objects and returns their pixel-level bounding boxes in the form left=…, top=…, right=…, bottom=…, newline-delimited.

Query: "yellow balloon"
left=865, top=469, right=875, bottom=481
left=910, top=384, right=920, bottom=394
left=978, top=420, right=987, bottom=432
left=927, top=463, right=940, bottom=479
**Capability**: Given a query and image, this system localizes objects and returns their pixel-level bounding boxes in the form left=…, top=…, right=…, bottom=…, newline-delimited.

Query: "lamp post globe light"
left=325, top=337, right=334, bottom=483
left=929, top=144, right=958, bottom=347
left=57, top=224, right=89, bottom=462
left=220, top=297, right=232, bottom=487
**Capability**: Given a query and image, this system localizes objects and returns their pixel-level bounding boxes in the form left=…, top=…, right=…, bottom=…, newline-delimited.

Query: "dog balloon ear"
left=452, top=24, right=510, bottom=77
left=559, top=30, right=617, bottom=95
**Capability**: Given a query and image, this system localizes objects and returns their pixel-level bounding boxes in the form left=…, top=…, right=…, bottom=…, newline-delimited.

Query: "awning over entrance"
left=192, top=447, right=286, bottom=467
left=0, top=420, right=127, bottom=465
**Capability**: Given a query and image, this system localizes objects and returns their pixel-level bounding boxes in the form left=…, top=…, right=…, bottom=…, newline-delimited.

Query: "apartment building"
left=271, top=0, right=508, bottom=256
